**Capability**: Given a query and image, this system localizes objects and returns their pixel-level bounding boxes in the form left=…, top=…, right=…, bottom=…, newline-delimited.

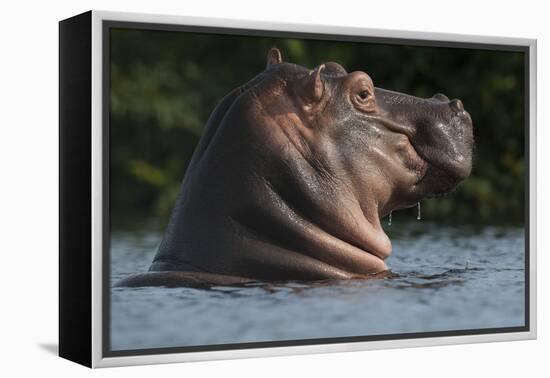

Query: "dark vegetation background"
left=110, top=28, right=525, bottom=228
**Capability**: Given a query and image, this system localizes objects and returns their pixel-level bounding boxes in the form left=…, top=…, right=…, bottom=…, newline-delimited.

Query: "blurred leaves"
left=110, top=29, right=525, bottom=225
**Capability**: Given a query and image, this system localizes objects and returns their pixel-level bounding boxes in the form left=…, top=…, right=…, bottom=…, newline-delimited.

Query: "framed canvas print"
left=59, top=10, right=537, bottom=368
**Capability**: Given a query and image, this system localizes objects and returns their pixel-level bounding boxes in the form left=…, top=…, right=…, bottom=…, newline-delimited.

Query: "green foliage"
left=110, top=28, right=525, bottom=225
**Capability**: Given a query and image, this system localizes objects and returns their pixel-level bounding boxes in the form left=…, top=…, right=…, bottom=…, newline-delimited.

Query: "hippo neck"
left=154, top=151, right=392, bottom=279
left=226, top=164, right=392, bottom=277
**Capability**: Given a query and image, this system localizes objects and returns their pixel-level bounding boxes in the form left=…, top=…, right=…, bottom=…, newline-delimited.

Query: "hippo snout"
left=420, top=95, right=474, bottom=193
left=375, top=88, right=474, bottom=195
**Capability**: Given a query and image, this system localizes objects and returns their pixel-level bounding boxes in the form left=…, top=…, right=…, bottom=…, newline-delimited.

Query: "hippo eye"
left=358, top=90, right=370, bottom=100
left=349, top=74, right=376, bottom=113
left=352, top=87, right=376, bottom=113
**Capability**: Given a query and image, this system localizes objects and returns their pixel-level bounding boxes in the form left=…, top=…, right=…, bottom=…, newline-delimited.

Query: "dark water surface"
left=110, top=222, right=525, bottom=351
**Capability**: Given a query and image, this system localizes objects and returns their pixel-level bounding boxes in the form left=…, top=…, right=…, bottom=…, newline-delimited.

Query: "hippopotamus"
left=117, top=48, right=473, bottom=287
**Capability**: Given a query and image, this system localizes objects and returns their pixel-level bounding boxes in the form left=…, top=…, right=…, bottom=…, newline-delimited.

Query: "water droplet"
left=388, top=211, right=392, bottom=226
left=417, top=202, right=421, bottom=220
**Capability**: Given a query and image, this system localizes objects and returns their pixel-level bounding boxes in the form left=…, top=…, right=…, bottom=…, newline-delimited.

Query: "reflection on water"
left=110, top=222, right=525, bottom=351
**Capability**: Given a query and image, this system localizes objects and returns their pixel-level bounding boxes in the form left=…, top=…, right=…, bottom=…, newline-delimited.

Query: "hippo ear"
left=266, top=47, right=283, bottom=68
left=303, top=64, right=325, bottom=103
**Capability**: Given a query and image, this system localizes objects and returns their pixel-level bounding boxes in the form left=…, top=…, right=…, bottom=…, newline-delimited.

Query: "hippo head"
left=260, top=48, right=473, bottom=208
left=151, top=47, right=474, bottom=281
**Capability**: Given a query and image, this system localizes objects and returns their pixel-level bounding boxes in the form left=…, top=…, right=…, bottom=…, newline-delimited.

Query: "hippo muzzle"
left=373, top=88, right=474, bottom=197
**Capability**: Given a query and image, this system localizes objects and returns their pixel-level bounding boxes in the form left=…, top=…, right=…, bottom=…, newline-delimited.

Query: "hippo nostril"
left=450, top=99, right=464, bottom=111
left=432, top=93, right=450, bottom=102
